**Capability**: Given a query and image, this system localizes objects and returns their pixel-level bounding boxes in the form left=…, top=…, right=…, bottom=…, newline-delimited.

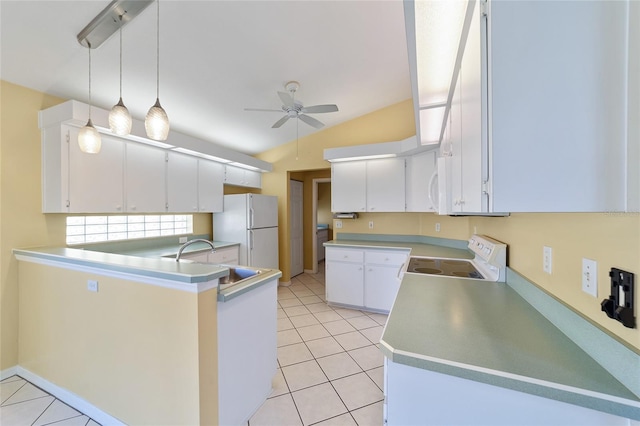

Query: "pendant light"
left=109, top=14, right=132, bottom=136
left=145, top=0, right=170, bottom=141
left=78, top=43, right=102, bottom=154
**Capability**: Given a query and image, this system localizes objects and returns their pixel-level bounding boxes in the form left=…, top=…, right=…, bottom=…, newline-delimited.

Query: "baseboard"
left=1, top=366, right=18, bottom=381
left=15, top=366, right=125, bottom=426
left=279, top=280, right=291, bottom=287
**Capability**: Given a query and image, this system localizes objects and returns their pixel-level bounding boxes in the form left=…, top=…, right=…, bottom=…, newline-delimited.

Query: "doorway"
left=290, top=179, right=304, bottom=277
left=311, top=177, right=331, bottom=274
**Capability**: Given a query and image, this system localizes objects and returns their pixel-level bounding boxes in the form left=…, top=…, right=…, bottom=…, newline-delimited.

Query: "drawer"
left=365, top=250, right=408, bottom=266
left=326, top=248, right=364, bottom=263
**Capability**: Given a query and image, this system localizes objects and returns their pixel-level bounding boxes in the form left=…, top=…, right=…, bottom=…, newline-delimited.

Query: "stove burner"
left=414, top=267, right=443, bottom=274
left=406, top=256, right=486, bottom=280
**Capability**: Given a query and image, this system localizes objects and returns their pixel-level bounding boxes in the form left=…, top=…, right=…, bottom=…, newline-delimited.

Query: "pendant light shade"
left=145, top=98, right=170, bottom=140
left=109, top=14, right=132, bottom=136
left=78, top=44, right=102, bottom=153
left=145, top=0, right=169, bottom=141
left=78, top=119, right=102, bottom=153
left=109, top=97, right=132, bottom=136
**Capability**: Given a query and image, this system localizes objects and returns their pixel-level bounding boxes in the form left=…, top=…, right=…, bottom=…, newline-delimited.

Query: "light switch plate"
left=543, top=246, right=552, bottom=274
left=335, top=220, right=343, bottom=229
left=87, top=280, right=99, bottom=292
left=582, top=258, right=597, bottom=297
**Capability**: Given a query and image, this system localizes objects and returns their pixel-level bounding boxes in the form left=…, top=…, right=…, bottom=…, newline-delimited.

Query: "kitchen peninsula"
left=325, top=234, right=640, bottom=425
left=13, top=237, right=281, bottom=425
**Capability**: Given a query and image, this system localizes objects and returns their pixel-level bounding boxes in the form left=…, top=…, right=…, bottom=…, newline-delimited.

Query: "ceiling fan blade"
left=301, top=104, right=339, bottom=114
left=244, top=108, right=283, bottom=112
left=278, top=91, right=294, bottom=108
left=272, top=115, right=290, bottom=128
left=298, top=114, right=325, bottom=129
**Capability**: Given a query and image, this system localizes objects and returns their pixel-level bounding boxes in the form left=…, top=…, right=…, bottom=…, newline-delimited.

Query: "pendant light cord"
left=88, top=42, right=92, bottom=120
left=118, top=15, right=123, bottom=99
left=156, top=0, right=160, bottom=99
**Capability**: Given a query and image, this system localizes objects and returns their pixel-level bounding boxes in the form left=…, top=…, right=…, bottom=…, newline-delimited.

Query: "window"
left=66, top=215, right=193, bottom=245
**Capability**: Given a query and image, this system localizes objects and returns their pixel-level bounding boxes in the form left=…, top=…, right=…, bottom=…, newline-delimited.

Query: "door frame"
left=289, top=179, right=304, bottom=278
left=310, top=177, right=331, bottom=274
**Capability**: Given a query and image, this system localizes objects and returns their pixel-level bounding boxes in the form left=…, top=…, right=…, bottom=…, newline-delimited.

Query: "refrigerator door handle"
left=249, top=207, right=255, bottom=229
left=249, top=230, right=254, bottom=250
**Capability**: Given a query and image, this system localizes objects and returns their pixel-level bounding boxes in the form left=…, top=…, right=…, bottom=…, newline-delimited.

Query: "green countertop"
left=13, top=238, right=281, bottom=301
left=324, top=235, right=640, bottom=420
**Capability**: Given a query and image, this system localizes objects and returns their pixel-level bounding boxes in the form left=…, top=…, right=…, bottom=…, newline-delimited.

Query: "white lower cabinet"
left=326, top=247, right=408, bottom=312
left=326, top=248, right=364, bottom=307
left=209, top=245, right=239, bottom=265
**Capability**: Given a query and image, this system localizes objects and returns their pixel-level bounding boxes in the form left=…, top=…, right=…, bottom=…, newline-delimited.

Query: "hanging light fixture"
left=109, top=13, right=132, bottom=136
left=78, top=43, right=102, bottom=154
left=145, top=0, right=170, bottom=141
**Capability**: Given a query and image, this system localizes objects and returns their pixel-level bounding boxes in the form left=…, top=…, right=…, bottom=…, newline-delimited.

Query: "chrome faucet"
left=175, top=239, right=216, bottom=262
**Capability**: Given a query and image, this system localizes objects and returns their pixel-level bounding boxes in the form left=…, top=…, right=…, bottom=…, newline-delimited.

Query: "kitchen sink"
left=219, top=266, right=261, bottom=289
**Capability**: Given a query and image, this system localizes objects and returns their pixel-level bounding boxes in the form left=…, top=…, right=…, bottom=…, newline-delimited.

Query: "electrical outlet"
left=435, top=223, right=441, bottom=232
left=369, top=221, right=374, bottom=229
left=335, top=220, right=343, bottom=229
left=87, top=280, right=99, bottom=292
left=179, top=236, right=188, bottom=243
left=543, top=246, right=552, bottom=274
left=582, top=258, right=597, bottom=297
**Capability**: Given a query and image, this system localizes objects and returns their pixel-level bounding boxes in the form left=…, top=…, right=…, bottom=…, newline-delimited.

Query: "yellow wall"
left=317, top=182, right=332, bottom=231
left=18, top=261, right=217, bottom=424
left=0, top=80, right=212, bottom=370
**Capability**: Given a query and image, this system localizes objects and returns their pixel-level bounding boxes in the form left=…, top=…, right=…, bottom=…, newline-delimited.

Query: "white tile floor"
left=0, top=264, right=386, bottom=426
left=250, top=264, right=386, bottom=426
left=0, top=376, right=99, bottom=425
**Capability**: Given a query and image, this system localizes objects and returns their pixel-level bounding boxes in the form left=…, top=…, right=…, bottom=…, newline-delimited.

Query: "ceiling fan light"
left=78, top=119, right=102, bottom=154
left=145, top=98, right=170, bottom=141
left=109, top=97, right=132, bottom=136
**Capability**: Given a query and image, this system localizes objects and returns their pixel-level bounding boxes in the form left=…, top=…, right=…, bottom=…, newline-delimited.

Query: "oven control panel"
left=468, top=235, right=507, bottom=266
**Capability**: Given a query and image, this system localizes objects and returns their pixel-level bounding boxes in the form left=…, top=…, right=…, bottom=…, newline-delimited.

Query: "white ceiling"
left=0, top=0, right=411, bottom=155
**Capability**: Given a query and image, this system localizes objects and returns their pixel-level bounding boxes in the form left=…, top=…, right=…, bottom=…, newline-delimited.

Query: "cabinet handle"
left=116, top=206, right=122, bottom=211
left=131, top=205, right=136, bottom=211
left=397, top=262, right=406, bottom=279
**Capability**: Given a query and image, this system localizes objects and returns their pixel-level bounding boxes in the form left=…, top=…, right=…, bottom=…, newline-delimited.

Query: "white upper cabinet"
left=406, top=150, right=437, bottom=212
left=488, top=0, right=630, bottom=212
left=407, top=0, right=637, bottom=213
left=125, top=142, right=166, bottom=213
left=366, top=158, right=406, bottom=212
left=167, top=152, right=198, bottom=213
left=67, top=126, right=125, bottom=213
left=331, top=158, right=406, bottom=212
left=332, top=161, right=367, bottom=212
left=198, top=160, right=224, bottom=213
left=224, top=165, right=261, bottom=188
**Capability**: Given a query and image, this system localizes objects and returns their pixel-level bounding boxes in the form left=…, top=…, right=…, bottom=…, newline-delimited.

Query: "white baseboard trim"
left=1, top=366, right=18, bottom=381
left=278, top=280, right=291, bottom=287
left=303, top=269, right=317, bottom=274
left=15, top=366, right=125, bottom=426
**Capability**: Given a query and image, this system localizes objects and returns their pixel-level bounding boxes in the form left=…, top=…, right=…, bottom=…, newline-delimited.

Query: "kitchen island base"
left=218, top=278, right=278, bottom=425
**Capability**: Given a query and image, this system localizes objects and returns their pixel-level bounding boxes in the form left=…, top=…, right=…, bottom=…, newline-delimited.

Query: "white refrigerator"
left=213, top=194, right=279, bottom=270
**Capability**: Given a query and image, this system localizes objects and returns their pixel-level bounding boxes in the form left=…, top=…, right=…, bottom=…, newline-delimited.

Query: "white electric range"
left=405, top=235, right=508, bottom=282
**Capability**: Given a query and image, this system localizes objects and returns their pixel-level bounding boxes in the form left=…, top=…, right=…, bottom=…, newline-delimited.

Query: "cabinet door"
left=125, top=143, right=166, bottom=213
left=366, top=158, right=406, bottom=212
left=331, top=161, right=366, bottom=212
left=406, top=150, right=437, bottom=212
left=243, top=170, right=262, bottom=188
left=326, top=261, right=364, bottom=307
left=68, top=127, right=124, bottom=213
left=209, top=246, right=240, bottom=265
left=489, top=1, right=627, bottom=212
left=224, top=165, right=262, bottom=188
left=179, top=250, right=210, bottom=263
left=167, top=152, right=198, bottom=213
left=198, top=160, right=224, bottom=212
left=365, top=265, right=402, bottom=312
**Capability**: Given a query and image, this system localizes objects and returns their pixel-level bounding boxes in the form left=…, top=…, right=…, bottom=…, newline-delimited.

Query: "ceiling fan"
left=245, top=81, right=339, bottom=129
